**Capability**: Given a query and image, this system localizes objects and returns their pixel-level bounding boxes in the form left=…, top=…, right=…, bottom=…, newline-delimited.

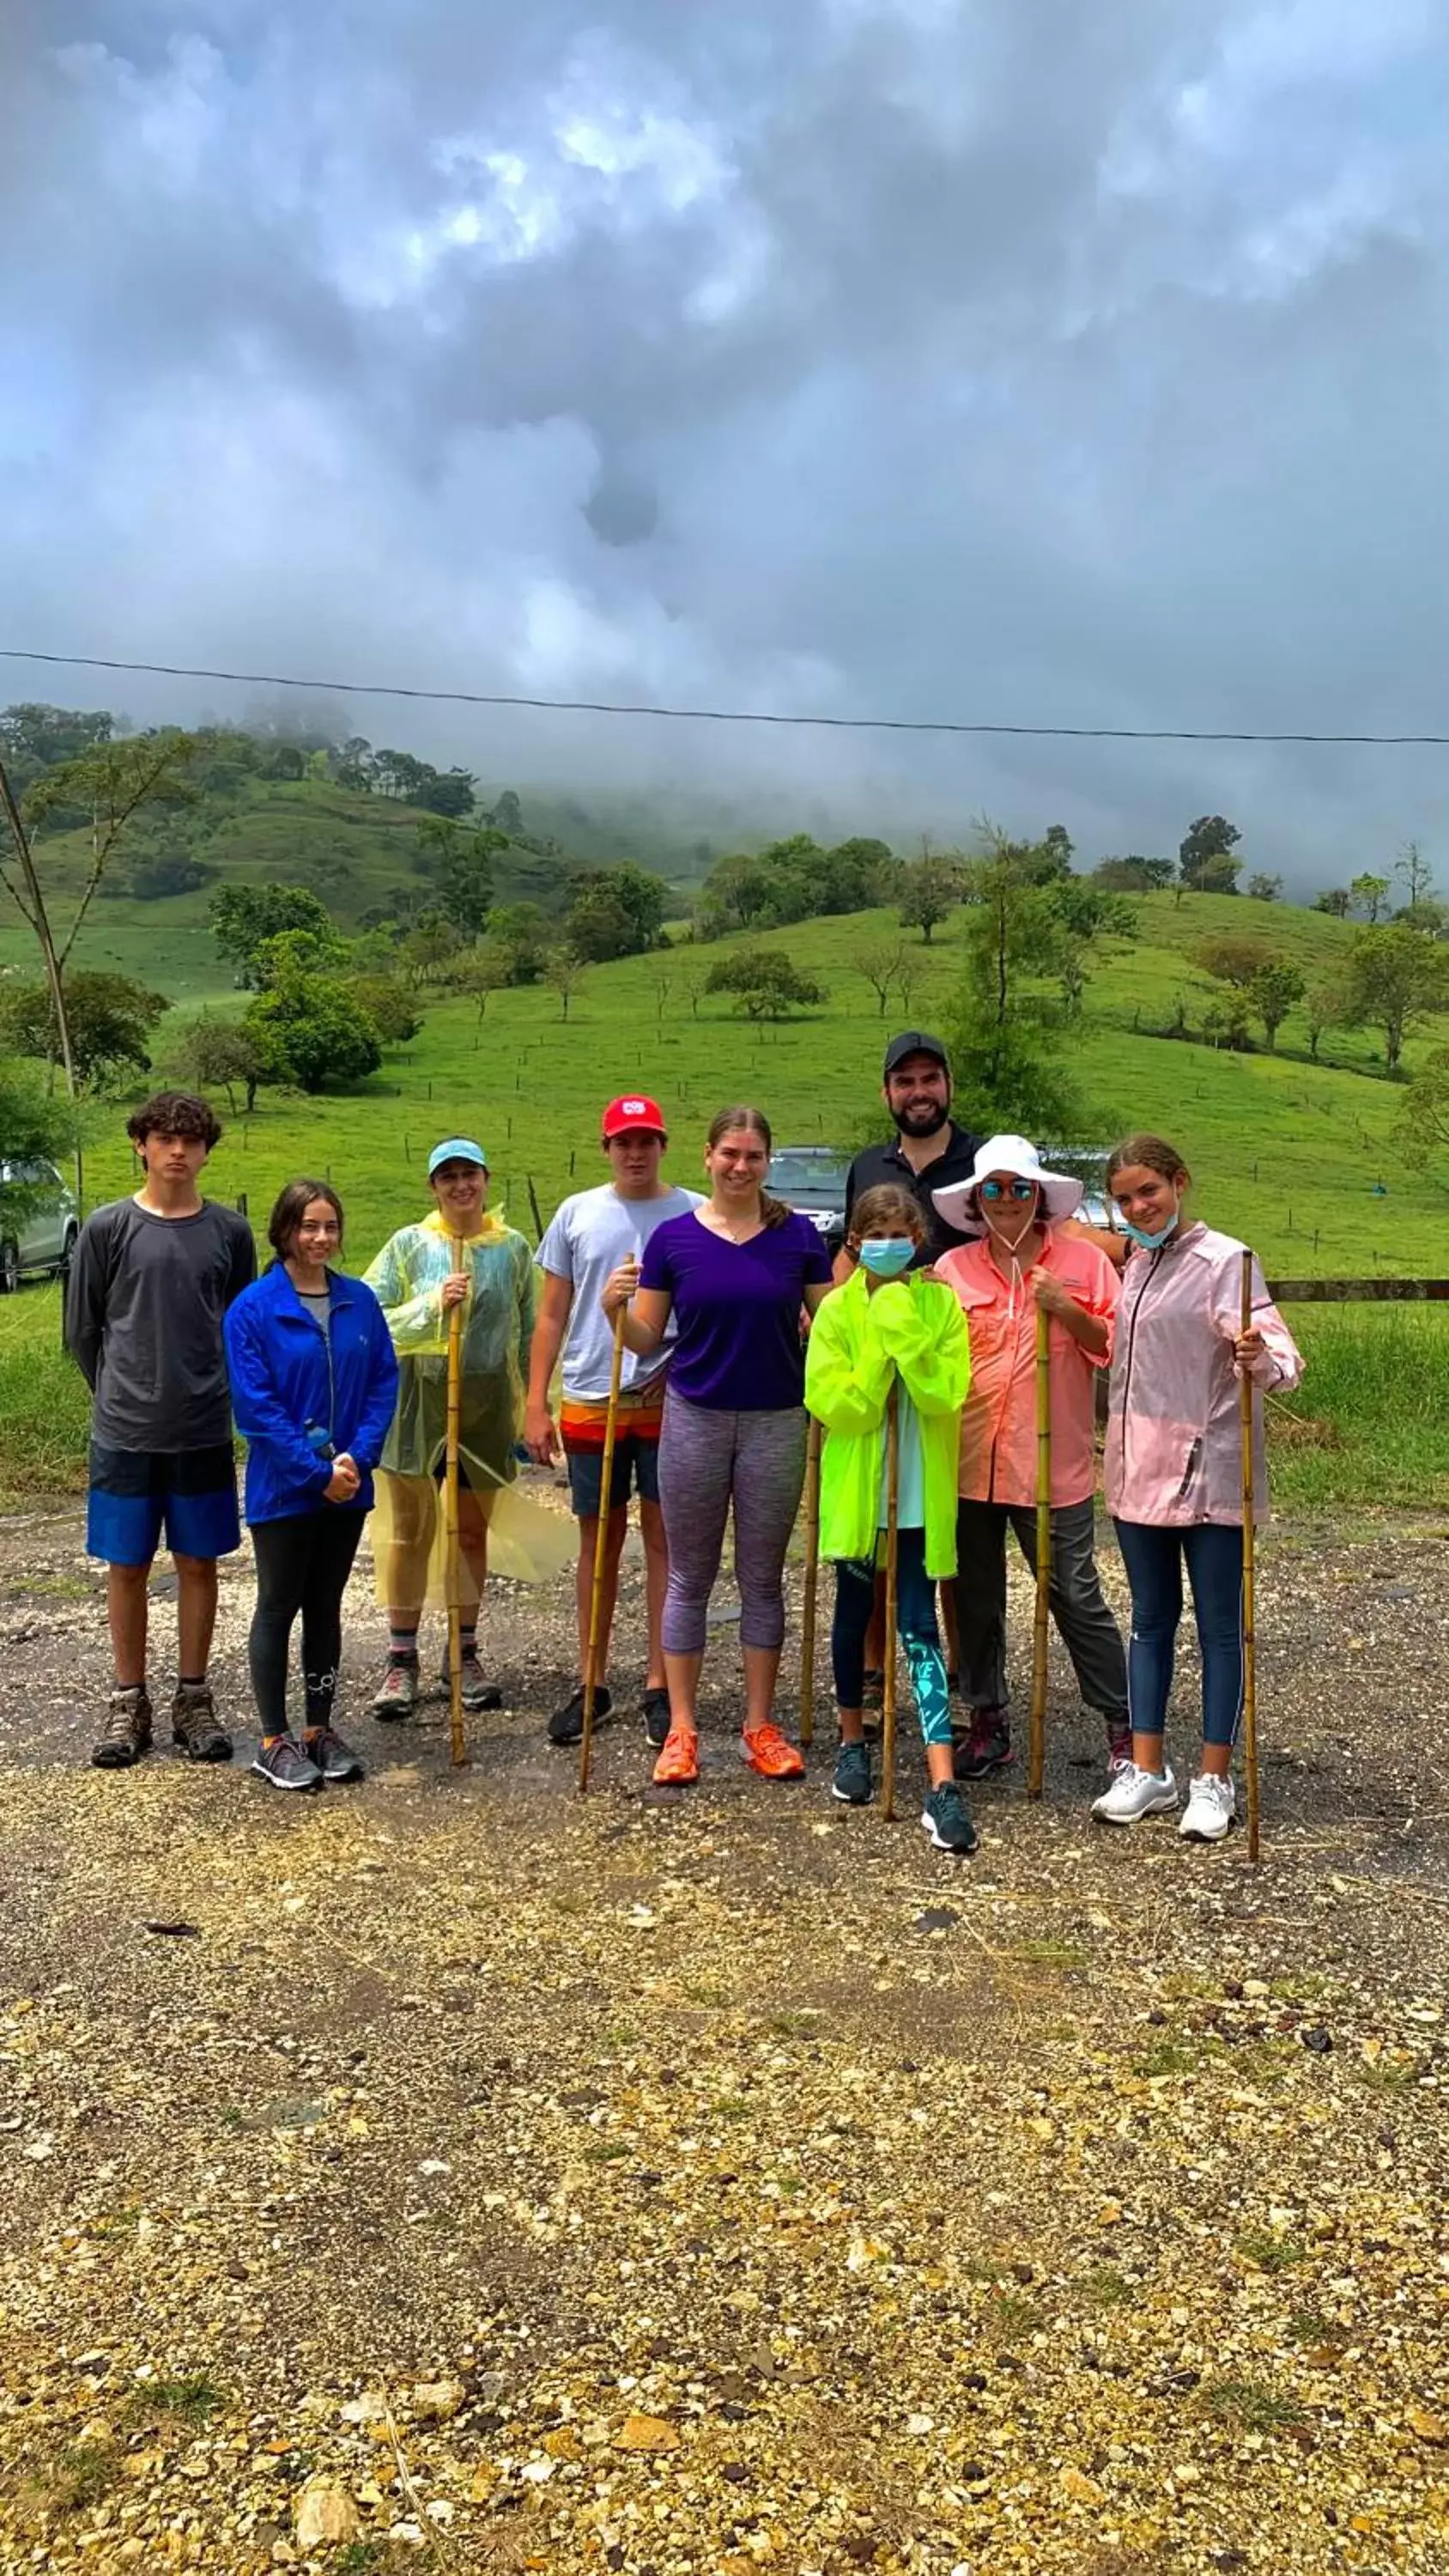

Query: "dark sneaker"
left=953, top=1709, right=1014, bottom=1781
left=831, top=1741, right=873, bottom=1806
left=921, top=1783, right=979, bottom=1855
left=92, top=1686, right=153, bottom=1771
left=306, top=1726, right=364, bottom=1783
left=252, top=1734, right=324, bottom=1792
left=1106, top=1720, right=1133, bottom=1779
left=373, top=1657, right=419, bottom=1720
left=641, top=1686, right=671, bottom=1751
left=441, top=1652, right=503, bottom=1713
left=548, top=1681, right=613, bottom=1747
left=170, top=1686, right=232, bottom=1764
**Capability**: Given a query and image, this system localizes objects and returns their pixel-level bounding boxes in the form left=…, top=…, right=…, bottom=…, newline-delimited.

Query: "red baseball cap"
left=602, top=1094, right=666, bottom=1139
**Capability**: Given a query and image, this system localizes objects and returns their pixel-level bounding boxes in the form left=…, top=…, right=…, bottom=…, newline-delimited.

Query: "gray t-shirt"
left=536, top=1182, right=703, bottom=1400
left=65, top=1196, right=258, bottom=1452
left=297, top=1287, right=331, bottom=1345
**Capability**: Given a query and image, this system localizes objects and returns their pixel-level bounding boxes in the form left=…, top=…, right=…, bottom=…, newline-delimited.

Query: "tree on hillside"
left=486, top=902, right=552, bottom=986
left=244, top=967, right=381, bottom=1093
left=210, top=881, right=335, bottom=982
left=0, top=970, right=168, bottom=1091
left=1197, top=935, right=1264, bottom=990
left=333, top=736, right=376, bottom=791
left=488, top=789, right=524, bottom=837
left=566, top=864, right=666, bottom=962
left=546, top=949, right=587, bottom=1022
left=1178, top=815, right=1242, bottom=894
left=943, top=830, right=1086, bottom=1137
left=417, top=817, right=504, bottom=942
left=0, top=1064, right=77, bottom=1236
left=173, top=1013, right=266, bottom=1114
left=348, top=976, right=421, bottom=1044
left=0, top=703, right=115, bottom=798
left=705, top=950, right=827, bottom=1021
left=1092, top=855, right=1174, bottom=892
left=1305, top=975, right=1351, bottom=1063
left=853, top=939, right=909, bottom=1017
left=455, top=943, right=511, bottom=1021
left=2, top=727, right=203, bottom=1109
left=397, top=917, right=464, bottom=988
left=1395, top=840, right=1435, bottom=920
left=1246, top=872, right=1282, bottom=902
left=1246, top=960, right=1305, bottom=1052
left=1313, top=887, right=1351, bottom=917
left=694, top=851, right=778, bottom=937
left=899, top=856, right=961, bottom=945
left=1397, top=1048, right=1449, bottom=1165
left=250, top=927, right=349, bottom=989
left=1342, top=925, right=1449, bottom=1074
left=1349, top=872, right=1390, bottom=925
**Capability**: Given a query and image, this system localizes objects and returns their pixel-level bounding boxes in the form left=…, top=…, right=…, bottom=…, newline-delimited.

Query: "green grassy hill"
left=4, top=884, right=1448, bottom=1505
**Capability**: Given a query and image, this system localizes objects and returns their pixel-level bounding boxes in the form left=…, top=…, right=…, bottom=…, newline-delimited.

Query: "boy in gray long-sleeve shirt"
left=64, top=1091, right=255, bottom=1771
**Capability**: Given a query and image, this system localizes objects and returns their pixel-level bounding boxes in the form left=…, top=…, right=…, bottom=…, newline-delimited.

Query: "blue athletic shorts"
left=86, top=1442, right=241, bottom=1567
left=564, top=1429, right=662, bottom=1521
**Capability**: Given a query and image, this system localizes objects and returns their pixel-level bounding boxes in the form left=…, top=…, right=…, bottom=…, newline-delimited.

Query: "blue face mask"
left=1122, top=1212, right=1178, bottom=1250
left=858, top=1237, right=917, bottom=1278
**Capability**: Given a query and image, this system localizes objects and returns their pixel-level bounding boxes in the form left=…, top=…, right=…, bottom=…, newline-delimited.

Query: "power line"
left=3, top=643, right=1449, bottom=746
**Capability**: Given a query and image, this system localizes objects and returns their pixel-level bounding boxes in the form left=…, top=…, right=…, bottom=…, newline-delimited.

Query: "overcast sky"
left=5, top=0, right=1449, bottom=882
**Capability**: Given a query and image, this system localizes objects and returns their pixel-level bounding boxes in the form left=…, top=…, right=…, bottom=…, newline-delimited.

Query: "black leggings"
left=249, top=1510, right=365, bottom=1735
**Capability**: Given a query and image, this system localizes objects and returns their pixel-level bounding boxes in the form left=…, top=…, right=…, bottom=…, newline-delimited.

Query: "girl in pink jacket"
left=1094, top=1133, right=1303, bottom=1844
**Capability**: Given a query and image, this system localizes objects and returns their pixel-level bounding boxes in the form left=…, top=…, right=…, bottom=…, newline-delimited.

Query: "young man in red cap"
left=526, top=1097, right=701, bottom=1748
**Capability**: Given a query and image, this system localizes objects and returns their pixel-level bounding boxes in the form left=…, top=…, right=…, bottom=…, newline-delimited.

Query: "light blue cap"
left=427, top=1136, right=488, bottom=1177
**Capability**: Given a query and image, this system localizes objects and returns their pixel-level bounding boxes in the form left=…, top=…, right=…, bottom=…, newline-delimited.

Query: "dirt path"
left=1, top=1494, right=1446, bottom=2574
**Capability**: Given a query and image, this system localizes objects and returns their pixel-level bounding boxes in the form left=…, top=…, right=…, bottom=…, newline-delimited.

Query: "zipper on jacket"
left=1173, top=1437, right=1202, bottom=1501
left=1118, top=1244, right=1167, bottom=1489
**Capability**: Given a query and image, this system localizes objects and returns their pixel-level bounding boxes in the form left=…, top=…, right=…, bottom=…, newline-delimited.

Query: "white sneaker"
left=1179, top=1772, right=1236, bottom=1841
left=1091, top=1760, right=1179, bottom=1826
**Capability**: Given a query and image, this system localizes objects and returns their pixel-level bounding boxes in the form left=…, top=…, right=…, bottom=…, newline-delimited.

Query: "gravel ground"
left=1, top=1482, right=1447, bottom=2576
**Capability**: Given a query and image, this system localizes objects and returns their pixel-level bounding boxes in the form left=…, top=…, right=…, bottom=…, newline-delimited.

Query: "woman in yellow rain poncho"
left=363, top=1138, right=572, bottom=1718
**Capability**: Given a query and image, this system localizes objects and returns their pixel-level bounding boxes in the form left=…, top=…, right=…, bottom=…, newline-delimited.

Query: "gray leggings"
left=657, top=1393, right=808, bottom=1655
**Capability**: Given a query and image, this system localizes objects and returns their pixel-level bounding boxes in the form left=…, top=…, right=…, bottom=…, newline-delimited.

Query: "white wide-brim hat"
left=932, top=1133, right=1083, bottom=1238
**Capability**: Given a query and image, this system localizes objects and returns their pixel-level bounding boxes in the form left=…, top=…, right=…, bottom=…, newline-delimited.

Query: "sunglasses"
left=980, top=1179, right=1036, bottom=1202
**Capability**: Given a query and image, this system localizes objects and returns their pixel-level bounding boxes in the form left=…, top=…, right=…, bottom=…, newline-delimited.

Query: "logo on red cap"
left=603, top=1095, right=665, bottom=1138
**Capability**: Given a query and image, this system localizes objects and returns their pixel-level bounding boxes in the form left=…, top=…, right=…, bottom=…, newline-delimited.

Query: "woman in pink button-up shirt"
left=933, top=1136, right=1130, bottom=1791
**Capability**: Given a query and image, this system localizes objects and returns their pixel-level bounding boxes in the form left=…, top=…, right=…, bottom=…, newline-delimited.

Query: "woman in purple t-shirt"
left=603, top=1105, right=833, bottom=1787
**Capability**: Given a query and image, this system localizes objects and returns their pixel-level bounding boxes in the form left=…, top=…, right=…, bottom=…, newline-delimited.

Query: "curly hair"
left=125, top=1090, right=223, bottom=1151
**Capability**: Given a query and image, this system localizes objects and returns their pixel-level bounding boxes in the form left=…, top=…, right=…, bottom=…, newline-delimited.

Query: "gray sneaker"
left=170, top=1685, right=232, bottom=1764
left=921, top=1783, right=979, bottom=1855
left=1091, top=1761, right=1179, bottom=1826
left=831, top=1741, right=873, bottom=1806
left=441, top=1651, right=503, bottom=1713
left=92, top=1686, right=153, bottom=1771
left=252, top=1734, right=324, bottom=1792
left=306, top=1725, right=364, bottom=1784
left=373, top=1657, right=419, bottom=1720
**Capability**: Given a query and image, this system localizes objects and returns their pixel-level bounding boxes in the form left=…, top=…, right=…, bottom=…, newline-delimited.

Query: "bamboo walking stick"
left=1240, top=1246, right=1261, bottom=1862
left=579, top=1305, right=628, bottom=1795
left=880, top=1382, right=900, bottom=1821
left=799, top=1414, right=822, bottom=1747
left=1028, top=1301, right=1052, bottom=1801
left=445, top=1235, right=467, bottom=1769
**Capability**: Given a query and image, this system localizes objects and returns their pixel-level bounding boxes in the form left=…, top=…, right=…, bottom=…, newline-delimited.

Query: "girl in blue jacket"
left=223, top=1180, right=399, bottom=1790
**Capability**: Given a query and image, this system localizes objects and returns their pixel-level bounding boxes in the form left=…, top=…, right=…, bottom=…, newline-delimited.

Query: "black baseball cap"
left=883, top=1030, right=951, bottom=1078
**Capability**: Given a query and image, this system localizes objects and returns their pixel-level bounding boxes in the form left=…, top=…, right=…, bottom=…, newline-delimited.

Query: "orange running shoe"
left=652, top=1724, right=700, bottom=1787
left=741, top=1722, right=806, bottom=1781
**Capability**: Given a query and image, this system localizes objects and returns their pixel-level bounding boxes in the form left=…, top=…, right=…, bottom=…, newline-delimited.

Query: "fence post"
left=235, top=1193, right=248, bottom=1218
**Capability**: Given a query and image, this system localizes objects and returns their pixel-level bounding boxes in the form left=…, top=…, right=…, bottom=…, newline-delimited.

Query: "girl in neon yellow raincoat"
left=363, top=1139, right=572, bottom=1716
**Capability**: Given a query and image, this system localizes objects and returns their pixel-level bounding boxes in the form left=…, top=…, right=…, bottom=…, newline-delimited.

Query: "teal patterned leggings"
left=831, top=1528, right=952, bottom=1747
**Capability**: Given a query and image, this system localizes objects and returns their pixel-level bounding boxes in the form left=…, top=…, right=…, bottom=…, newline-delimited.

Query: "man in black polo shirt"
left=835, top=1030, right=983, bottom=1280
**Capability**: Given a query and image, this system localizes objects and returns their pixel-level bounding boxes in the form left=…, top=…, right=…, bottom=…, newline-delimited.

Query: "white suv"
left=0, top=1157, right=80, bottom=1292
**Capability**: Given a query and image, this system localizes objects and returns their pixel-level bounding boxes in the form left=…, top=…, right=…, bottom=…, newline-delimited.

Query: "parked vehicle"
left=770, top=1145, right=852, bottom=1254
left=0, top=1157, right=80, bottom=1292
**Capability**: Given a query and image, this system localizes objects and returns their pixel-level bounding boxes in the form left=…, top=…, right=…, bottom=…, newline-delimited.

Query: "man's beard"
left=890, top=1097, right=949, bottom=1138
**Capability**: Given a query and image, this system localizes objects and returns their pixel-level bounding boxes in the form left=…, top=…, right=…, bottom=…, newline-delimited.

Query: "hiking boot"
left=252, top=1733, right=324, bottom=1792
left=641, top=1686, right=671, bottom=1751
left=652, top=1723, right=700, bottom=1787
left=741, top=1722, right=806, bottom=1781
left=1092, top=1761, right=1179, bottom=1826
left=1179, top=1771, right=1235, bottom=1842
left=953, top=1709, right=1014, bottom=1780
left=1106, top=1720, right=1133, bottom=1779
left=831, top=1741, right=873, bottom=1806
left=441, top=1650, right=503, bottom=1713
left=373, top=1656, right=418, bottom=1721
left=170, top=1684, right=232, bottom=1764
left=306, top=1725, right=365, bottom=1784
left=548, top=1680, right=613, bottom=1747
left=921, top=1783, right=979, bottom=1855
left=92, top=1686, right=153, bottom=1771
